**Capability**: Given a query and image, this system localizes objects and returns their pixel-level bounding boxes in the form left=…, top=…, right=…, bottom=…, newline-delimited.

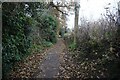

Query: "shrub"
left=2, top=2, right=58, bottom=77
left=2, top=3, right=33, bottom=77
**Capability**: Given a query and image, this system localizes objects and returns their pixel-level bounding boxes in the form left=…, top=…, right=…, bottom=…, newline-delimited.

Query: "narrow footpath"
left=33, top=38, right=66, bottom=78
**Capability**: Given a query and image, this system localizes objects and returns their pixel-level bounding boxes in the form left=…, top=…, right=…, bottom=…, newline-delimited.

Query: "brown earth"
left=8, top=38, right=66, bottom=78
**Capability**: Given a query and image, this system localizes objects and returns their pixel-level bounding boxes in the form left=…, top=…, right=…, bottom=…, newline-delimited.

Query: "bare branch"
left=49, top=2, right=69, bottom=15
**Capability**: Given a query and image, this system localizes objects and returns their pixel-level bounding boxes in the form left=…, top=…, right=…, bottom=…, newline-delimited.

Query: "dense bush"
left=2, top=2, right=58, bottom=77
left=64, top=18, right=120, bottom=78
left=36, top=14, right=58, bottom=43
left=2, top=3, right=33, bottom=77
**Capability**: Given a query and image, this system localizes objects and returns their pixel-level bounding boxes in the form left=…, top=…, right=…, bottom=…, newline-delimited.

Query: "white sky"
left=66, top=0, right=119, bottom=29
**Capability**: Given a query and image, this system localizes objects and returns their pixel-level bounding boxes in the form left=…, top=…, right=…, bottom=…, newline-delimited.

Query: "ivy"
left=2, top=2, right=58, bottom=77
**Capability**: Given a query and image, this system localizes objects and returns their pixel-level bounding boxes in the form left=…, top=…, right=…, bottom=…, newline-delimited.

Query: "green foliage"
left=2, top=3, right=33, bottom=77
left=69, top=42, right=76, bottom=51
left=35, top=13, right=58, bottom=43
left=42, top=40, right=53, bottom=47
left=2, top=2, right=58, bottom=77
left=59, top=27, right=65, bottom=38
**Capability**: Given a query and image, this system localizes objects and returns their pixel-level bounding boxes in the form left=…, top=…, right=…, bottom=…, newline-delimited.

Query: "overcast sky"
left=66, top=0, right=119, bottom=29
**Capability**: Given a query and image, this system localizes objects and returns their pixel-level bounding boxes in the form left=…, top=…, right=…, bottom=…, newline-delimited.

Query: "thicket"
left=2, top=2, right=58, bottom=77
left=64, top=18, right=120, bottom=78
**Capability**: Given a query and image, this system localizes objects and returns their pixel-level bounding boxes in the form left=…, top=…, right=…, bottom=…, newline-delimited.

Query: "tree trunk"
left=74, top=2, right=80, bottom=44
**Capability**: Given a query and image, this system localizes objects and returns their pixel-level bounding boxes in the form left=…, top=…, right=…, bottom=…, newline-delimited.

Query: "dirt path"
left=33, top=38, right=66, bottom=78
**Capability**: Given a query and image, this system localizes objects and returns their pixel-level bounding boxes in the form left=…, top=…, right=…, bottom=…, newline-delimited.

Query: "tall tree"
left=48, top=0, right=72, bottom=37
left=74, top=1, right=80, bottom=44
